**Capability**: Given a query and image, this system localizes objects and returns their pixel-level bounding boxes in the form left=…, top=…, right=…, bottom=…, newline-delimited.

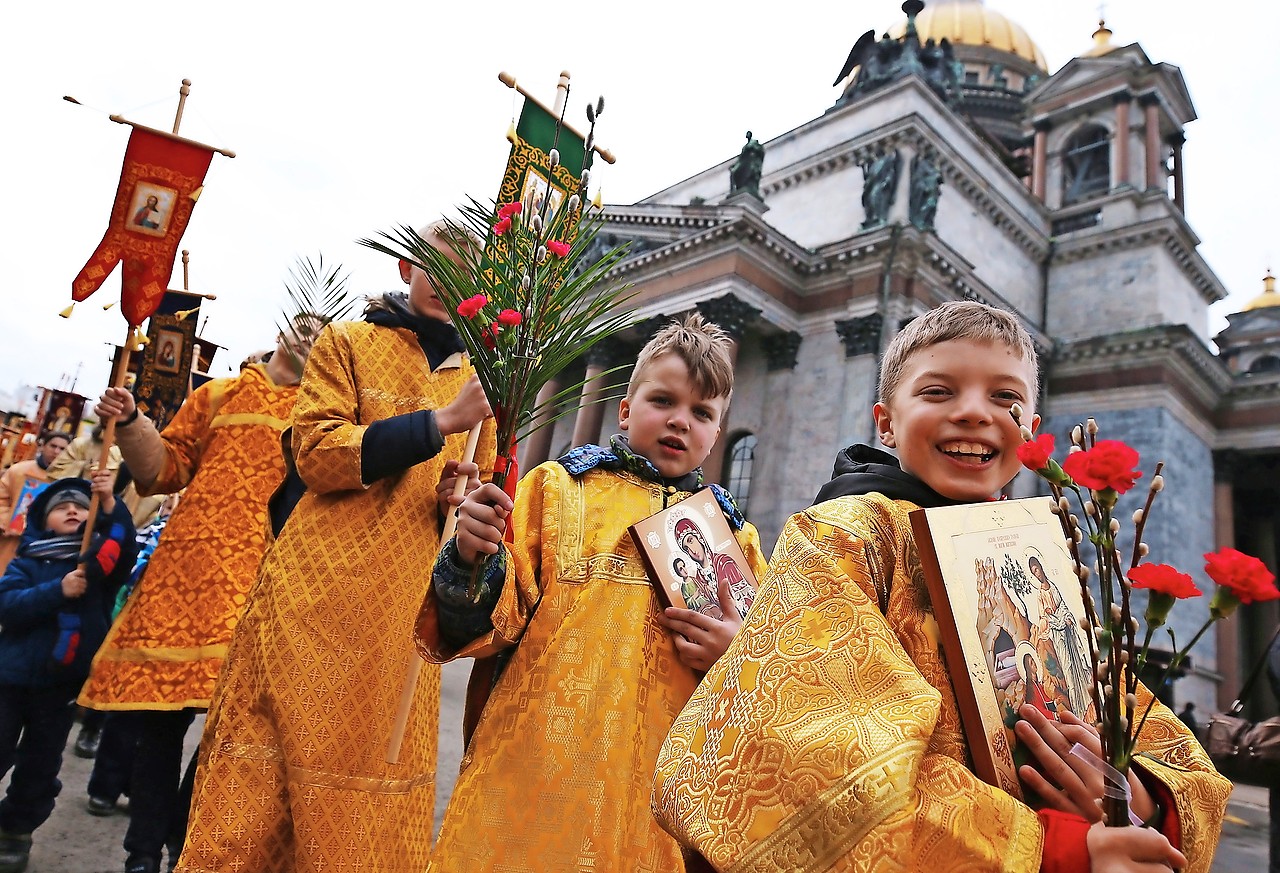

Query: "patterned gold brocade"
left=653, top=494, right=1231, bottom=873
left=419, top=463, right=768, bottom=873
left=79, top=364, right=295, bottom=710
left=176, top=323, right=495, bottom=873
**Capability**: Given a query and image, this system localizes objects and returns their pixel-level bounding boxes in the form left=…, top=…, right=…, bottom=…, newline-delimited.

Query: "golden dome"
left=890, top=0, right=1048, bottom=72
left=1242, top=270, right=1280, bottom=311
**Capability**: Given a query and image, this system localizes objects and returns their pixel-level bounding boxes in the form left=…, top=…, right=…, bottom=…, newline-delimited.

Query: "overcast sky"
left=3, top=0, right=1276, bottom=406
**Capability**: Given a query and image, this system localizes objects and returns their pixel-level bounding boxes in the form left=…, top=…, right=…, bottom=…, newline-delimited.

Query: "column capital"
left=1033, top=119, right=1052, bottom=133
left=1212, top=448, right=1245, bottom=483
left=1138, top=92, right=1161, bottom=108
left=1112, top=91, right=1132, bottom=106
left=697, top=293, right=761, bottom=341
left=762, top=331, right=803, bottom=371
left=834, top=313, right=883, bottom=358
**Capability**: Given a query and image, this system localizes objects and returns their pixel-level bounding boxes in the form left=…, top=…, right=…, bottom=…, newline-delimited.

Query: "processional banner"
left=72, top=126, right=214, bottom=326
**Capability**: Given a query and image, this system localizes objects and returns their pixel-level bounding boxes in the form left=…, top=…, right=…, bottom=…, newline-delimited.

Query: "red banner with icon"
left=72, top=126, right=213, bottom=326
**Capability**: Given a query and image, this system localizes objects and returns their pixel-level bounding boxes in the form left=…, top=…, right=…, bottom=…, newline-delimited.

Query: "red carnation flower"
left=1017, top=434, right=1055, bottom=472
left=497, top=309, right=523, bottom=327
left=497, top=201, right=523, bottom=220
left=1060, top=440, right=1142, bottom=494
left=457, top=294, right=488, bottom=318
left=1128, top=564, right=1201, bottom=599
left=1205, top=548, right=1278, bottom=604
left=493, top=217, right=512, bottom=236
left=547, top=240, right=571, bottom=258
left=480, top=322, right=500, bottom=350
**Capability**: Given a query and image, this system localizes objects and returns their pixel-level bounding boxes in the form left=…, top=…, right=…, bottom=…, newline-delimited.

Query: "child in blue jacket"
left=0, top=472, right=137, bottom=873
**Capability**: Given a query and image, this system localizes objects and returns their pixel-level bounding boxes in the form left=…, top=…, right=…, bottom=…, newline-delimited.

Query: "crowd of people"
left=0, top=241, right=1236, bottom=873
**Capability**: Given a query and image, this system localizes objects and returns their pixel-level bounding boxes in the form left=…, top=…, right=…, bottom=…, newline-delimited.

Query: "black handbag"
left=1206, top=624, right=1280, bottom=787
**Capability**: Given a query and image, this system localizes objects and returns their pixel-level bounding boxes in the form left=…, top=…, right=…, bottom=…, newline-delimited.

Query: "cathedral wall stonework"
left=933, top=188, right=1043, bottom=318
left=1039, top=404, right=1219, bottom=708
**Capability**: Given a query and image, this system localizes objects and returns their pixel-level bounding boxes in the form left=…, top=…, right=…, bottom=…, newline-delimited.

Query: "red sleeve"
left=1037, top=809, right=1090, bottom=873
left=1146, top=777, right=1181, bottom=848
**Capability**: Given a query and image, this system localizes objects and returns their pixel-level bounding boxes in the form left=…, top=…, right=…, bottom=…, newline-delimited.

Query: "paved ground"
left=11, top=660, right=1271, bottom=871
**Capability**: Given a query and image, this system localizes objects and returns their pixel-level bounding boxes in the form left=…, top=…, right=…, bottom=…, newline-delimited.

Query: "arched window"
left=725, top=433, right=758, bottom=513
left=1062, top=125, right=1111, bottom=205
left=1249, top=354, right=1280, bottom=374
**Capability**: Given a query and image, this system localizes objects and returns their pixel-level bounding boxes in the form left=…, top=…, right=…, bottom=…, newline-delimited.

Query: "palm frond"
left=275, top=254, right=356, bottom=373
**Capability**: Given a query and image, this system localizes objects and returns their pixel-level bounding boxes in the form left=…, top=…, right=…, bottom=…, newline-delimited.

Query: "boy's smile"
left=619, top=354, right=726, bottom=479
left=873, top=338, right=1039, bottom=502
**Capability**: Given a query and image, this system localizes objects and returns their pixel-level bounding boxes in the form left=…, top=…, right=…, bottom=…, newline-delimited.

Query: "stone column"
left=1213, top=449, right=1240, bottom=711
left=753, top=331, right=803, bottom=545
left=570, top=344, right=627, bottom=449
left=834, top=313, right=884, bottom=447
left=1031, top=121, right=1050, bottom=201
left=1168, top=132, right=1186, bottom=212
left=1141, top=94, right=1163, bottom=191
left=697, top=294, right=761, bottom=483
left=1113, top=93, right=1131, bottom=188
left=519, top=377, right=563, bottom=470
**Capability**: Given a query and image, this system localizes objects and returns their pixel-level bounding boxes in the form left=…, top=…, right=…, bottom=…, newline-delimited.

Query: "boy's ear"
left=618, top=398, right=631, bottom=431
left=872, top=402, right=896, bottom=448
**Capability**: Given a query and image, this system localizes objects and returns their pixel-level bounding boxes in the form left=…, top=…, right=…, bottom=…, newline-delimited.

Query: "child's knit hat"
left=42, top=480, right=92, bottom=522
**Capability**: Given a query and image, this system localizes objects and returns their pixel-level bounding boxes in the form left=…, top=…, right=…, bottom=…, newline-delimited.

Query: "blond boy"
left=420, top=314, right=769, bottom=871
left=652, top=301, right=1231, bottom=873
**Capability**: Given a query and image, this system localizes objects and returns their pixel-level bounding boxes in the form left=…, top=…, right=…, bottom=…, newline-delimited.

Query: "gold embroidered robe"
left=418, top=462, right=768, bottom=873
left=177, top=321, right=495, bottom=873
left=652, top=494, right=1232, bottom=873
left=79, top=363, right=295, bottom=710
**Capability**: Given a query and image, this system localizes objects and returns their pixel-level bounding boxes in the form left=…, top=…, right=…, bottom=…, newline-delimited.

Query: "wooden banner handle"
left=78, top=324, right=137, bottom=561
left=385, top=423, right=483, bottom=763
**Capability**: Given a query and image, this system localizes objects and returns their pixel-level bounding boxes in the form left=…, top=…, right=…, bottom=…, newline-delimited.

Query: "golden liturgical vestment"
left=652, top=494, right=1231, bottom=873
left=418, top=462, right=768, bottom=872
left=79, top=363, right=296, bottom=710
left=177, top=322, right=495, bottom=873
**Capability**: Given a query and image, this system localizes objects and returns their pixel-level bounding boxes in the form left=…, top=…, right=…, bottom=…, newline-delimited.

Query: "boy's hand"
left=436, top=460, right=482, bottom=523
left=436, top=376, right=492, bottom=437
left=96, top=387, right=137, bottom=421
left=659, top=574, right=742, bottom=672
left=90, top=467, right=116, bottom=514
left=455, top=482, right=512, bottom=566
left=1015, top=706, right=1158, bottom=826
left=1085, top=820, right=1184, bottom=872
left=61, top=568, right=88, bottom=599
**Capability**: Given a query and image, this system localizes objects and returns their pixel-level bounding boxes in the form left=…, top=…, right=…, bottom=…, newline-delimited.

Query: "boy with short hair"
left=653, top=300, right=1231, bottom=873
left=0, top=472, right=137, bottom=873
left=421, top=313, right=768, bottom=871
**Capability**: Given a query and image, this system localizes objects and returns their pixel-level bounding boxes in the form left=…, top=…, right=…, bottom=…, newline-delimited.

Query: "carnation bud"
left=1071, top=425, right=1084, bottom=446
left=1086, top=418, right=1099, bottom=435
left=1019, top=425, right=1033, bottom=441
left=1010, top=402, right=1024, bottom=421
left=1138, top=543, right=1149, bottom=557
left=548, top=148, right=560, bottom=170
left=1151, top=475, right=1165, bottom=493
left=1132, top=508, right=1144, bottom=525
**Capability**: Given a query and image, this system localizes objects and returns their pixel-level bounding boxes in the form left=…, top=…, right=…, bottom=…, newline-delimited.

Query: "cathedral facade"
left=522, top=0, right=1280, bottom=713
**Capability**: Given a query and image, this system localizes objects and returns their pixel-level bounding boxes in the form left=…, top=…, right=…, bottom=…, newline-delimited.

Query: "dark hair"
left=38, top=430, right=69, bottom=446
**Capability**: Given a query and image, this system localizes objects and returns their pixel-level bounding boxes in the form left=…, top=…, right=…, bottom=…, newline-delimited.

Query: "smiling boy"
left=419, top=313, right=768, bottom=872
left=653, top=301, right=1230, bottom=873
